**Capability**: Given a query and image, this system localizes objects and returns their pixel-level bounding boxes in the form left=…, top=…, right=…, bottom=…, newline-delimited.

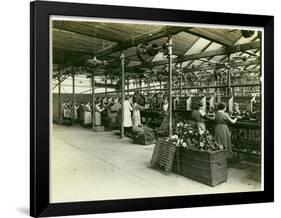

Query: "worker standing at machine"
left=132, top=96, right=146, bottom=130
left=232, top=102, right=241, bottom=117
left=94, top=99, right=105, bottom=126
left=192, top=101, right=213, bottom=131
left=123, top=96, right=133, bottom=137
left=159, top=96, right=169, bottom=132
left=83, top=101, right=92, bottom=127
left=108, top=96, right=121, bottom=129
left=214, top=102, right=237, bottom=154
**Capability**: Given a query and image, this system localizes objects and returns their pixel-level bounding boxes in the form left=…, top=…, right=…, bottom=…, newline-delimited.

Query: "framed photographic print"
left=30, top=0, right=274, bottom=217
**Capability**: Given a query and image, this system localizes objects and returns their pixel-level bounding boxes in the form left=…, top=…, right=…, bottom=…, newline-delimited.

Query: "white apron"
left=123, top=100, right=133, bottom=127
left=84, top=105, right=92, bottom=124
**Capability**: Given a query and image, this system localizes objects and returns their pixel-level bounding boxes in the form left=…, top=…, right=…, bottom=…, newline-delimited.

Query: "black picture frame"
left=30, top=1, right=274, bottom=217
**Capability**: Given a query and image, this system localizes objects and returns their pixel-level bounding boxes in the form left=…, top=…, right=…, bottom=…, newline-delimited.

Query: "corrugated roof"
left=52, top=20, right=261, bottom=89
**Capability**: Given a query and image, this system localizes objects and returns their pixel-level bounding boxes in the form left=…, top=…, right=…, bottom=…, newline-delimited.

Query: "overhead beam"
left=238, top=36, right=259, bottom=57
left=185, top=41, right=213, bottom=68
left=217, top=36, right=259, bottom=63
left=58, top=41, right=260, bottom=77
left=52, top=28, right=106, bottom=54
left=190, top=59, right=259, bottom=72
left=111, top=83, right=261, bottom=94
left=128, top=41, right=260, bottom=69
left=53, top=21, right=123, bottom=43
left=162, top=59, right=259, bottom=73
left=91, top=82, right=116, bottom=89
left=244, top=47, right=260, bottom=70
left=184, top=28, right=239, bottom=46
left=52, top=74, right=69, bottom=90
left=181, top=37, right=201, bottom=56
left=193, top=35, right=243, bottom=71
left=55, top=82, right=116, bottom=89
left=96, top=26, right=189, bottom=57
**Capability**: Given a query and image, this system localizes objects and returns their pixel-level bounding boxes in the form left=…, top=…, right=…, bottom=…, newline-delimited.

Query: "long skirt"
left=132, top=110, right=141, bottom=128
left=64, top=109, right=72, bottom=119
left=79, top=111, right=84, bottom=123
left=84, top=112, right=92, bottom=125
left=94, top=112, right=101, bottom=126
left=124, top=111, right=132, bottom=127
left=108, top=112, right=119, bottom=128
left=215, top=124, right=232, bottom=153
left=159, top=115, right=169, bottom=132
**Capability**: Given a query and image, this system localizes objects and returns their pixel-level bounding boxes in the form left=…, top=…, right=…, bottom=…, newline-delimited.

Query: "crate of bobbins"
left=132, top=125, right=156, bottom=145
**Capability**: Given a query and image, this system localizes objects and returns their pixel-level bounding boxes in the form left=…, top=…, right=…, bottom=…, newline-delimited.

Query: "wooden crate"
left=133, top=134, right=156, bottom=145
left=177, top=148, right=228, bottom=187
left=172, top=149, right=181, bottom=174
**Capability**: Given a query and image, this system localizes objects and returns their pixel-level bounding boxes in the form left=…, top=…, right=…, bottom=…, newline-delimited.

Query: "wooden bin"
left=133, top=134, right=156, bottom=145
left=176, top=148, right=228, bottom=187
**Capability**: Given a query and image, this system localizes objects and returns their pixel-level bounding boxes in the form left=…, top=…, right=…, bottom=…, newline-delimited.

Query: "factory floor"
left=50, top=124, right=261, bottom=203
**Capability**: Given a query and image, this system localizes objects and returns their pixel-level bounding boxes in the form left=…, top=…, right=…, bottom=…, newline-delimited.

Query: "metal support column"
left=139, top=79, right=142, bottom=94
left=127, top=79, right=130, bottom=95
left=147, top=80, right=150, bottom=92
left=179, top=63, right=183, bottom=97
left=168, top=36, right=173, bottom=138
left=120, top=52, right=125, bottom=138
left=72, top=72, right=75, bottom=124
left=58, top=69, right=62, bottom=123
left=180, top=75, right=183, bottom=97
left=216, top=80, right=221, bottom=103
left=105, top=73, right=108, bottom=97
left=92, top=72, right=96, bottom=128
left=227, top=54, right=232, bottom=96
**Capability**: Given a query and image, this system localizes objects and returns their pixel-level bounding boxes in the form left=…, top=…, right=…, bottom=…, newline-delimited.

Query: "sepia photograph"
left=50, top=16, right=263, bottom=203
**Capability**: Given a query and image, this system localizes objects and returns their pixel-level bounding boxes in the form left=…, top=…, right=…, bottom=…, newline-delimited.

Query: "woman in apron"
left=74, top=103, right=79, bottom=121
left=132, top=96, right=145, bottom=130
left=159, top=97, right=169, bottom=132
left=108, top=97, right=121, bottom=129
left=214, top=102, right=237, bottom=154
left=84, top=102, right=92, bottom=126
left=192, top=101, right=213, bottom=131
left=94, top=99, right=105, bottom=126
left=123, top=96, right=133, bottom=136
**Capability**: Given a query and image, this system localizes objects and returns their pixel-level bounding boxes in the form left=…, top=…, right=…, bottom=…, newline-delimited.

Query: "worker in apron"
left=192, top=101, right=213, bottom=131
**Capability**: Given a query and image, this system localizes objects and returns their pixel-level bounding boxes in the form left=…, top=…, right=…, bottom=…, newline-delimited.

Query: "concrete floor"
left=50, top=124, right=261, bottom=203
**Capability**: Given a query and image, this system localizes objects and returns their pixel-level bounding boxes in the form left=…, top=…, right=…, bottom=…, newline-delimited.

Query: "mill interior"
left=51, top=20, right=262, bottom=202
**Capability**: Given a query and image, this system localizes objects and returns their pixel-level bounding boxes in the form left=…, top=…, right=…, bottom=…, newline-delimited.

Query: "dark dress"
left=159, top=103, right=169, bottom=132
left=192, top=109, right=206, bottom=130
left=214, top=111, right=232, bottom=153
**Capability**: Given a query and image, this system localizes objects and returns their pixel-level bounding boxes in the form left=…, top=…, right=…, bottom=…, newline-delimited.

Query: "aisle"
left=51, top=124, right=261, bottom=203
